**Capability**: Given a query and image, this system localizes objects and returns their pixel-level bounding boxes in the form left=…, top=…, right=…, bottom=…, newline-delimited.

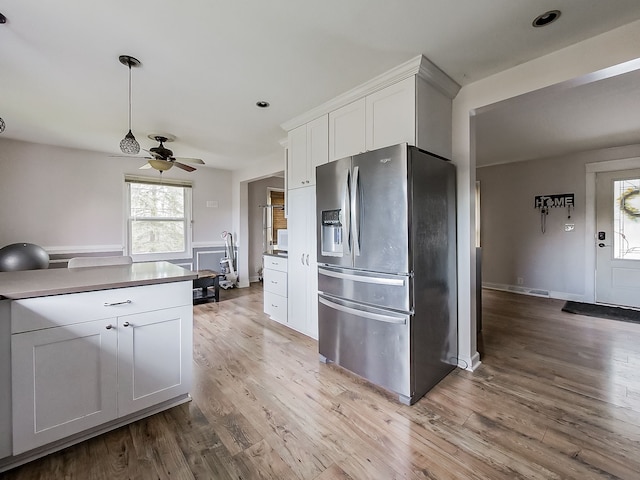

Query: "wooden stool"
left=193, top=270, right=220, bottom=304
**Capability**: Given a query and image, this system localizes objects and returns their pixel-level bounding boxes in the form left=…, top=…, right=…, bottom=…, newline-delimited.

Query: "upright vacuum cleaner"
left=219, top=230, right=238, bottom=289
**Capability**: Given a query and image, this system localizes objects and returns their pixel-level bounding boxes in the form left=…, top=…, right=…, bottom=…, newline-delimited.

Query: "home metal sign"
left=534, top=193, right=574, bottom=209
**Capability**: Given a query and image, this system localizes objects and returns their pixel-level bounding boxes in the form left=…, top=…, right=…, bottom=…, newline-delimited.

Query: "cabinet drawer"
left=263, top=269, right=287, bottom=297
left=12, top=281, right=192, bottom=334
left=264, top=291, right=287, bottom=324
left=263, top=256, right=288, bottom=273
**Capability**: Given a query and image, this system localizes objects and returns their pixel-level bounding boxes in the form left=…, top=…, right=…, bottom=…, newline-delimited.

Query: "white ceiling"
left=2, top=1, right=640, bottom=171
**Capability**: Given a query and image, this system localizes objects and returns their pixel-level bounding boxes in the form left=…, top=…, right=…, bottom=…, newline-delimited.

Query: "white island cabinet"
left=0, top=261, right=195, bottom=471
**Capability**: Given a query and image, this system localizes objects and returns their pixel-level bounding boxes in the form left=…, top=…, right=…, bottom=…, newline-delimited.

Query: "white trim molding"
left=43, top=245, right=124, bottom=255
left=281, top=55, right=460, bottom=131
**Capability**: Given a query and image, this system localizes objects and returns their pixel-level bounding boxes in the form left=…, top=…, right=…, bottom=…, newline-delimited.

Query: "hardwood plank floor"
left=4, top=286, right=640, bottom=479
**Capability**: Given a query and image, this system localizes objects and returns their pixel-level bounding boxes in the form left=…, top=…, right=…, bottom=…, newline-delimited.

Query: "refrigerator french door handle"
left=351, top=165, right=361, bottom=256
left=318, top=267, right=406, bottom=286
left=342, top=168, right=351, bottom=255
left=318, top=296, right=406, bottom=324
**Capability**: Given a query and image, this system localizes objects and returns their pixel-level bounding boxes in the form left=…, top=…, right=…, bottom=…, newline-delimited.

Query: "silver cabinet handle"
left=104, top=300, right=132, bottom=307
left=123, top=322, right=131, bottom=327
left=305, top=254, right=309, bottom=266
left=318, top=296, right=406, bottom=324
left=271, top=280, right=278, bottom=284
left=105, top=324, right=114, bottom=330
left=301, top=253, right=305, bottom=265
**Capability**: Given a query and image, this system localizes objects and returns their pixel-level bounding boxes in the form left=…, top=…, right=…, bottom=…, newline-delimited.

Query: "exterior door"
left=595, top=169, right=640, bottom=307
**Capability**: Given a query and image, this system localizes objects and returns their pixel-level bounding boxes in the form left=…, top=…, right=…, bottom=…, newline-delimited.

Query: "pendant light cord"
left=128, top=63, right=132, bottom=131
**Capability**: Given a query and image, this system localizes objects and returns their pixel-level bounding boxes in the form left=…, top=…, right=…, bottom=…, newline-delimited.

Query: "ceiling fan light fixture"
left=148, top=159, right=174, bottom=171
left=118, top=55, right=141, bottom=154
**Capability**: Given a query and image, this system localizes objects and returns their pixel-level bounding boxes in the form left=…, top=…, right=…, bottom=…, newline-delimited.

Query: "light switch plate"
left=564, top=223, right=575, bottom=232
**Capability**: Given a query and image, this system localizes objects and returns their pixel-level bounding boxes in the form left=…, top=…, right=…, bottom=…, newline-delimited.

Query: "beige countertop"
left=0, top=261, right=197, bottom=300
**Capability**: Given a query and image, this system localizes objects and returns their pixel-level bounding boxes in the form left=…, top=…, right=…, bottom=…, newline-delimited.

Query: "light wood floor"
left=5, top=286, right=640, bottom=479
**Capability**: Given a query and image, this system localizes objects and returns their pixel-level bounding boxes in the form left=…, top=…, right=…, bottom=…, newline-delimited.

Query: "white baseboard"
left=458, top=351, right=481, bottom=372
left=482, top=282, right=584, bottom=302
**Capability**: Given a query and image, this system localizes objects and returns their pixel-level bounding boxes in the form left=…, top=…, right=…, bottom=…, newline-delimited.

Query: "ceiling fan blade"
left=174, top=157, right=205, bottom=165
left=173, top=161, right=197, bottom=172
left=143, top=149, right=165, bottom=160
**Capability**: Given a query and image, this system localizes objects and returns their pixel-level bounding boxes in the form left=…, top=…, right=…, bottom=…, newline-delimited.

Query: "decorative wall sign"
left=534, top=193, right=574, bottom=209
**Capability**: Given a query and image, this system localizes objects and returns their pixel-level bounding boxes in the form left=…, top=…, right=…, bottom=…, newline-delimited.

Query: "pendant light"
left=118, top=55, right=141, bottom=154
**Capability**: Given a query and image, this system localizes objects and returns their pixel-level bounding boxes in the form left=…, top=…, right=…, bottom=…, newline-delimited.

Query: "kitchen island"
left=0, top=261, right=196, bottom=472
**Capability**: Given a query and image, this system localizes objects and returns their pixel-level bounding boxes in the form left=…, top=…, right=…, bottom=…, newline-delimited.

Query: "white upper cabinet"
left=329, top=77, right=416, bottom=161
left=366, top=76, right=415, bottom=152
left=287, top=115, right=328, bottom=189
left=328, top=98, right=366, bottom=161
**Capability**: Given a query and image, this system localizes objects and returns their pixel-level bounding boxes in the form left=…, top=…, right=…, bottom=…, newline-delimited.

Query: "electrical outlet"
left=206, top=200, right=219, bottom=208
left=517, top=277, right=524, bottom=285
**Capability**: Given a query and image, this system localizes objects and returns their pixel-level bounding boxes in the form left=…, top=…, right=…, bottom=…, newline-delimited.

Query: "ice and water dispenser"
left=320, top=209, right=343, bottom=256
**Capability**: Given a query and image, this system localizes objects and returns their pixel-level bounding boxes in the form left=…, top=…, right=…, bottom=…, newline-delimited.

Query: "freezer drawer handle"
left=318, top=267, right=405, bottom=286
left=319, top=297, right=406, bottom=324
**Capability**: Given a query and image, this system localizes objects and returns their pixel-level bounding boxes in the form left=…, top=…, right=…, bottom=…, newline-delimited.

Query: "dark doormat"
left=562, top=301, right=640, bottom=324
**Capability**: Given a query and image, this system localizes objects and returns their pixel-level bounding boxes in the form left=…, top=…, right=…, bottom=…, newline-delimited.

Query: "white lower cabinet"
left=10, top=282, right=192, bottom=455
left=12, top=319, right=119, bottom=454
left=263, top=255, right=288, bottom=324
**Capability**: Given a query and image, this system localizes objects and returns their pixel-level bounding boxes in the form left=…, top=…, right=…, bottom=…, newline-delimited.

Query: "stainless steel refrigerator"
left=316, top=143, right=457, bottom=405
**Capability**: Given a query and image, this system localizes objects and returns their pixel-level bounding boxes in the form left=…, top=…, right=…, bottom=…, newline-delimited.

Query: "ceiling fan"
left=139, top=134, right=205, bottom=172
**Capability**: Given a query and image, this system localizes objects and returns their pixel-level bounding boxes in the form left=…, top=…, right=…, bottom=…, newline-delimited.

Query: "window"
left=125, top=176, right=192, bottom=261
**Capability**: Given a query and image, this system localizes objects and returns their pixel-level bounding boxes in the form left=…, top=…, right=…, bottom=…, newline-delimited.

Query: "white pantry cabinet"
left=10, top=282, right=192, bottom=455
left=287, top=115, right=329, bottom=189
left=263, top=255, right=288, bottom=324
left=287, top=186, right=318, bottom=339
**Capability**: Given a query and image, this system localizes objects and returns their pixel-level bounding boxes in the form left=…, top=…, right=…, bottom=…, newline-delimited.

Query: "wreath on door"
left=620, top=187, right=640, bottom=219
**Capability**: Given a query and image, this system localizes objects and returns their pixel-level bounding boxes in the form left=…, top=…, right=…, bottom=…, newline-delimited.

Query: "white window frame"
left=124, top=176, right=193, bottom=262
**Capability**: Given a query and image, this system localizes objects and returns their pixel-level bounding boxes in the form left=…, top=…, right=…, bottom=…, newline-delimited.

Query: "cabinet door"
left=118, top=305, right=193, bottom=417
left=307, top=114, right=329, bottom=186
left=366, top=76, right=416, bottom=151
left=288, top=124, right=308, bottom=189
left=305, top=189, right=319, bottom=339
left=12, top=319, right=118, bottom=454
left=329, top=98, right=366, bottom=161
left=287, top=187, right=318, bottom=338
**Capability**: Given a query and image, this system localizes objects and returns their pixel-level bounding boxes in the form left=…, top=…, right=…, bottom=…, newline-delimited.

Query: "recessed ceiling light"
left=532, top=10, right=561, bottom=27
left=256, top=101, right=270, bottom=108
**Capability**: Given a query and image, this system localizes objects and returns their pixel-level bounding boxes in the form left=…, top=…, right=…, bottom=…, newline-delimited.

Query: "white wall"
left=247, top=176, right=285, bottom=281
left=452, top=19, right=640, bottom=370
left=477, top=145, right=640, bottom=301
left=231, top=150, right=285, bottom=287
left=0, top=138, right=232, bottom=252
